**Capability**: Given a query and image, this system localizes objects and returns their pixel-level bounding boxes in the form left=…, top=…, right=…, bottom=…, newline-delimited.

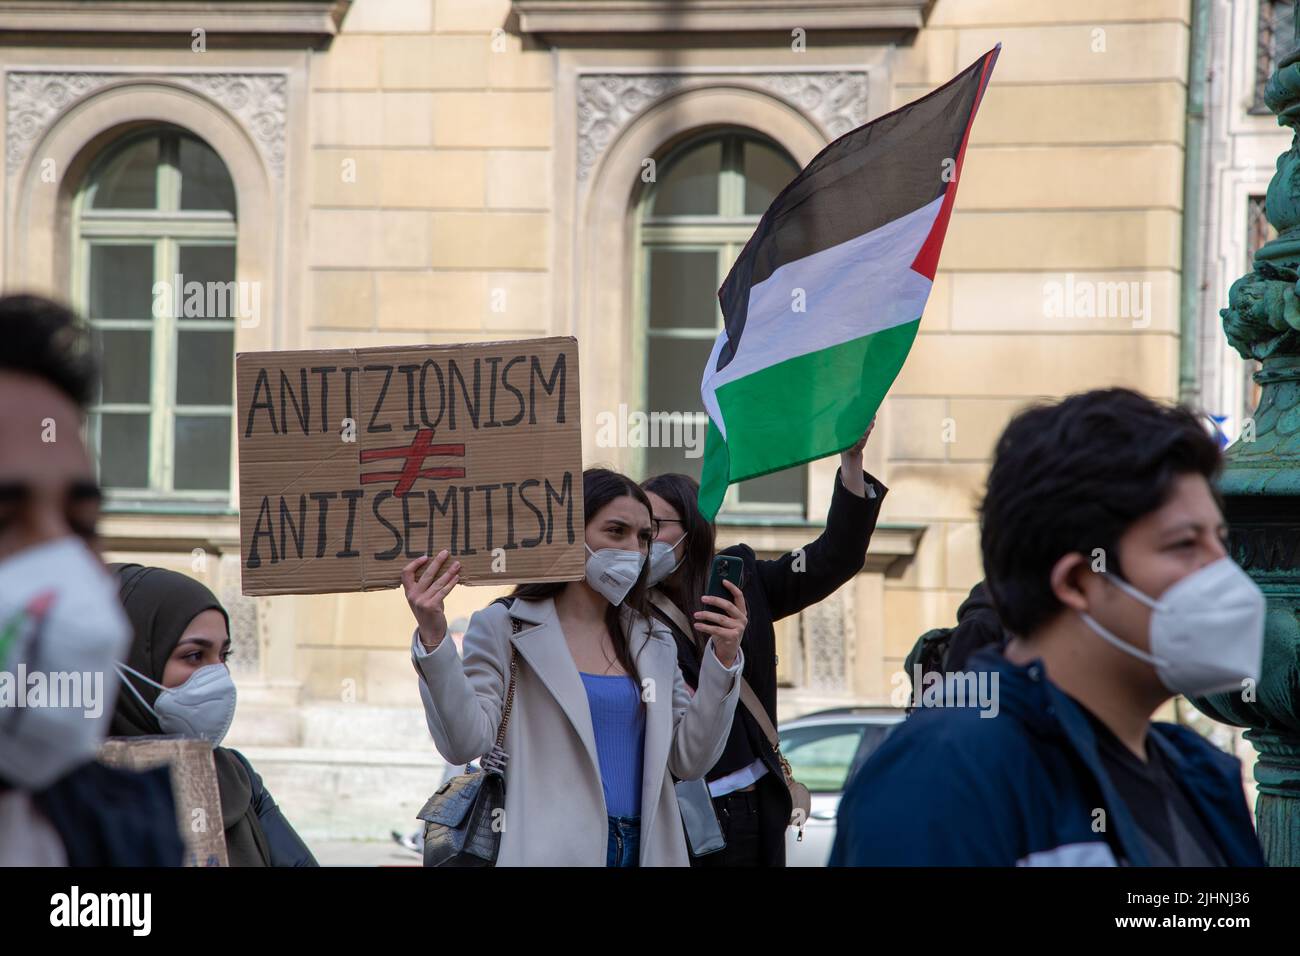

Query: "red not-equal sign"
left=360, top=428, right=465, bottom=497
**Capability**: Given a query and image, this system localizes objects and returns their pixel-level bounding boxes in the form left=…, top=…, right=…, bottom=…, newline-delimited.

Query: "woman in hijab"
left=110, top=564, right=317, bottom=867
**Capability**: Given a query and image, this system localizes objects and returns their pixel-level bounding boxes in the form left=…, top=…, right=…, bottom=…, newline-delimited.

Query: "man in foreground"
left=832, top=388, right=1266, bottom=866
left=0, top=293, right=183, bottom=866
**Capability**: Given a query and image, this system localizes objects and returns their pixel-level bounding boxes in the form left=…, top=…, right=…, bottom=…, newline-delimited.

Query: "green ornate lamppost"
left=1201, top=1, right=1300, bottom=867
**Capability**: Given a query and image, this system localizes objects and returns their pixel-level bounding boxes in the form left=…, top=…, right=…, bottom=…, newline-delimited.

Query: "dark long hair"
left=512, top=468, right=653, bottom=677
left=641, top=473, right=717, bottom=655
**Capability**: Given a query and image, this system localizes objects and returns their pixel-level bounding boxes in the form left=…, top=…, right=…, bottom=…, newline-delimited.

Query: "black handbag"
left=418, top=615, right=521, bottom=867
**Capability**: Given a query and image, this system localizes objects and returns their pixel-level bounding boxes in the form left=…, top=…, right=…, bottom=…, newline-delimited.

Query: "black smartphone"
left=705, top=555, right=745, bottom=601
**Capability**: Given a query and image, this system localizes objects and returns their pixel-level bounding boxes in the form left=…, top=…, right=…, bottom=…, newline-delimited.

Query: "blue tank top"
left=579, top=672, right=646, bottom=818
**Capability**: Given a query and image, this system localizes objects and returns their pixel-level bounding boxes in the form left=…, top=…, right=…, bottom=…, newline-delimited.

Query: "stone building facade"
left=0, top=0, right=1227, bottom=838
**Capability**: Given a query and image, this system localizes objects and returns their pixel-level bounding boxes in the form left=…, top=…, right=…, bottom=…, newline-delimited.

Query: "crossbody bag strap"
left=493, top=617, right=523, bottom=747
left=481, top=615, right=521, bottom=770
left=650, top=590, right=778, bottom=750
left=649, top=591, right=792, bottom=778
left=650, top=590, right=804, bottom=828
left=739, top=677, right=805, bottom=804
left=648, top=589, right=694, bottom=640
left=738, top=677, right=779, bottom=752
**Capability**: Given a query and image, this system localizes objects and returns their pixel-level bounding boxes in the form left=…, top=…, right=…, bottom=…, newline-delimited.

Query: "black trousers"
left=690, top=771, right=790, bottom=867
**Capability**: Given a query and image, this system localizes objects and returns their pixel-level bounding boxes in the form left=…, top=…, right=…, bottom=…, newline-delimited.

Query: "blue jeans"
left=606, top=814, right=640, bottom=867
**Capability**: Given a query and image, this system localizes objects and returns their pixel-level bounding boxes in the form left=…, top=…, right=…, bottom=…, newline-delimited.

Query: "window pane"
left=178, top=244, right=236, bottom=287
left=177, top=245, right=237, bottom=319
left=90, top=137, right=158, bottom=210
left=1273, top=2, right=1296, bottom=65
left=781, top=727, right=865, bottom=792
left=97, top=412, right=150, bottom=488
left=644, top=416, right=707, bottom=482
left=1258, top=1, right=1298, bottom=104
left=743, top=139, right=798, bottom=216
left=179, top=137, right=236, bottom=215
left=648, top=249, right=720, bottom=330
left=92, top=329, right=152, bottom=404
left=1247, top=195, right=1275, bottom=270
left=88, top=245, right=155, bottom=320
left=647, top=335, right=712, bottom=415
left=174, top=415, right=231, bottom=491
left=176, top=330, right=234, bottom=406
left=651, top=140, right=721, bottom=216
left=736, top=465, right=806, bottom=510
left=855, top=725, right=894, bottom=764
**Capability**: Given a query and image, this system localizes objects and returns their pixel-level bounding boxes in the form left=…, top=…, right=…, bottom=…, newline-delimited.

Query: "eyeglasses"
left=651, top=516, right=684, bottom=537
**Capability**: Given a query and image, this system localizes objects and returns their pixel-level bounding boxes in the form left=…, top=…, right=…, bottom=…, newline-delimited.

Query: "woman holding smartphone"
left=407, top=468, right=748, bottom=866
left=641, top=422, right=886, bottom=866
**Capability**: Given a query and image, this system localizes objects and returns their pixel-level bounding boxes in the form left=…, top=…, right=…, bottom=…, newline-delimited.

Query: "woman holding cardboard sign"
left=406, top=467, right=748, bottom=866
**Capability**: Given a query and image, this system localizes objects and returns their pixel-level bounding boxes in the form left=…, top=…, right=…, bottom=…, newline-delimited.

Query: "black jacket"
left=31, top=761, right=185, bottom=866
left=227, top=748, right=318, bottom=867
left=666, top=467, right=887, bottom=787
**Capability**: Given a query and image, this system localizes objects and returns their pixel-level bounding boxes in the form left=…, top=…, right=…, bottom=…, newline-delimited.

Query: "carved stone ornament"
left=576, top=70, right=870, bottom=182
left=5, top=70, right=287, bottom=178
left=218, top=555, right=262, bottom=675
left=805, top=590, right=851, bottom=693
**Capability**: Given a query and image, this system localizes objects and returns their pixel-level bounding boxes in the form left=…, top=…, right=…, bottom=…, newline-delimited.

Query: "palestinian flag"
left=697, top=46, right=1000, bottom=519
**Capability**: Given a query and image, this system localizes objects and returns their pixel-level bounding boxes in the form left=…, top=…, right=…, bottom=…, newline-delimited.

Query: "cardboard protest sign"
left=99, top=736, right=228, bottom=867
left=236, top=337, right=585, bottom=595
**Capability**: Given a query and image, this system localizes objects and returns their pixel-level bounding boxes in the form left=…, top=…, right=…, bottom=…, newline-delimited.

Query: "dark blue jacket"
left=32, top=761, right=185, bottom=866
left=831, top=647, right=1266, bottom=866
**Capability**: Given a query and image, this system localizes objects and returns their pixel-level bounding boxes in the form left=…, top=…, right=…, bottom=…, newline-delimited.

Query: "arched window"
left=636, top=129, right=805, bottom=513
left=75, top=127, right=238, bottom=502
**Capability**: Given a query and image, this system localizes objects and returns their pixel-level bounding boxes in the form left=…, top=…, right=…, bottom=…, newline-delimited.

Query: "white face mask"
left=1078, top=557, right=1265, bottom=697
left=116, top=662, right=237, bottom=746
left=646, top=532, right=688, bottom=588
left=584, top=545, right=645, bottom=606
left=0, top=537, right=131, bottom=790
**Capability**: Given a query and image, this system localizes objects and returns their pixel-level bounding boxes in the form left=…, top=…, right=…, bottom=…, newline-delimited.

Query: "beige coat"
left=412, top=595, right=743, bottom=866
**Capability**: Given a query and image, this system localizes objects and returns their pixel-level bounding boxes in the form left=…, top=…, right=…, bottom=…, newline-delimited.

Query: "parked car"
left=780, top=707, right=905, bottom=866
